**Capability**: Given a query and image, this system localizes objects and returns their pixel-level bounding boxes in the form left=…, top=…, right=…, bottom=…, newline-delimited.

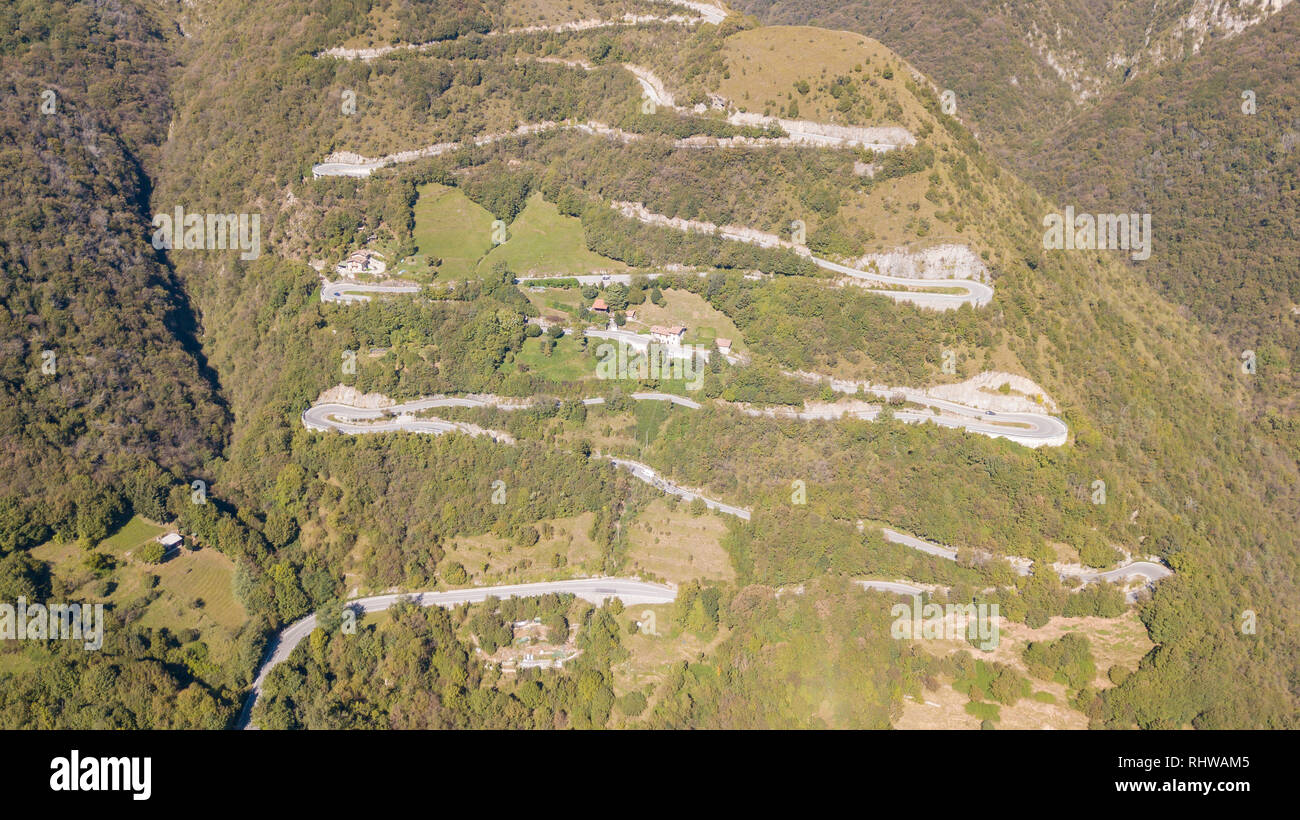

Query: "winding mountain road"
left=880, top=526, right=1171, bottom=601
left=814, top=256, right=992, bottom=310
left=301, top=395, right=742, bottom=516
left=316, top=1, right=728, bottom=61
left=801, top=375, right=1068, bottom=447
left=236, top=577, right=677, bottom=729
left=610, top=201, right=991, bottom=311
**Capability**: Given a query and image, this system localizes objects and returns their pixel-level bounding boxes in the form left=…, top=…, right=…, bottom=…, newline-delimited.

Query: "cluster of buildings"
left=587, top=295, right=735, bottom=359
left=334, top=249, right=387, bottom=278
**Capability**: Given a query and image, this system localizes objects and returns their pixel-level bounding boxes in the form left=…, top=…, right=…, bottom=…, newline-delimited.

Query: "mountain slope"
left=0, top=0, right=227, bottom=542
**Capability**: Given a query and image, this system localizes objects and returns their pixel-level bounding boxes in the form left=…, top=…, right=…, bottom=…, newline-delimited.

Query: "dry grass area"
left=714, top=28, right=1028, bottom=265
left=718, top=26, right=922, bottom=128
left=996, top=614, right=1154, bottom=687
left=554, top=406, right=641, bottom=453
left=611, top=606, right=731, bottom=716
left=895, top=680, right=1089, bottom=730
left=442, top=512, right=602, bottom=582
left=911, top=610, right=1154, bottom=686
left=838, top=174, right=968, bottom=252
left=896, top=610, right=1153, bottom=729
left=1049, top=539, right=1082, bottom=564
left=625, top=498, right=734, bottom=584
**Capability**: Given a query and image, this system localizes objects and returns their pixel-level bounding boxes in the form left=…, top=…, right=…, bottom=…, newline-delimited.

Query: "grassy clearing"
left=412, top=183, right=497, bottom=280
left=839, top=172, right=968, bottom=253
left=479, top=194, right=627, bottom=277
left=134, top=549, right=246, bottom=634
left=625, top=498, right=735, bottom=585
left=24, top=517, right=246, bottom=670
left=523, top=286, right=584, bottom=322
left=718, top=26, right=923, bottom=128
left=440, top=513, right=602, bottom=585
left=612, top=605, right=720, bottom=683
left=101, top=516, right=167, bottom=553
left=896, top=610, right=1153, bottom=728
left=895, top=674, right=1089, bottom=730
left=503, top=333, right=595, bottom=382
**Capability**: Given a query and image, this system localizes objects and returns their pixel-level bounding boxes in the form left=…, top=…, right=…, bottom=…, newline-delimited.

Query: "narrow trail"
left=316, top=1, right=729, bottom=61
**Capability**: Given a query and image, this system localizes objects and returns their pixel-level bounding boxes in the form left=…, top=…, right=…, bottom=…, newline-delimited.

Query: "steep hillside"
left=141, top=0, right=1300, bottom=728
left=2, top=0, right=1296, bottom=730
left=1018, top=5, right=1300, bottom=402
left=731, top=0, right=1300, bottom=386
left=0, top=1, right=227, bottom=542
left=730, top=0, right=1294, bottom=152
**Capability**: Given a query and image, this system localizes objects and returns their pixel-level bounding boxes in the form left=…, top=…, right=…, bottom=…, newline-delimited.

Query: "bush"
left=617, top=690, right=648, bottom=717
left=139, top=541, right=167, bottom=564
left=83, top=552, right=116, bottom=578
left=442, top=561, right=468, bottom=585
left=1108, top=665, right=1131, bottom=686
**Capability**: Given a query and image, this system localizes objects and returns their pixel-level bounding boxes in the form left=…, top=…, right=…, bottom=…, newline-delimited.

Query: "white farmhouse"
left=335, top=250, right=387, bottom=278
left=649, top=325, right=686, bottom=346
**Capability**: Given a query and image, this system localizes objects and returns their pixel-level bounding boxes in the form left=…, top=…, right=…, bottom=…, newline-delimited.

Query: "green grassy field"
left=523, top=286, right=584, bottom=320
left=101, top=515, right=168, bottom=552
left=412, top=183, right=497, bottom=280
left=25, top=516, right=248, bottom=670
left=503, top=333, right=594, bottom=382
left=478, top=194, right=627, bottom=278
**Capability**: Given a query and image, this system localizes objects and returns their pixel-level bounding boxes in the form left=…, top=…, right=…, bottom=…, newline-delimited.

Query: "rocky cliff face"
left=315, top=384, right=395, bottom=408
left=854, top=244, right=989, bottom=281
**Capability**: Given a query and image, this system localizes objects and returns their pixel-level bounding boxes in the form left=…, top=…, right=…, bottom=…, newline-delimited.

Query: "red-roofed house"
left=591, top=298, right=608, bottom=313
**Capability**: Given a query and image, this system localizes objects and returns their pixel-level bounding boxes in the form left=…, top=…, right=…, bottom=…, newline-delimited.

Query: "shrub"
left=442, top=561, right=468, bottom=585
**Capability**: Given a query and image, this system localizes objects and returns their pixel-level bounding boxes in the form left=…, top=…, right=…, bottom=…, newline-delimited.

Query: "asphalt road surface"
left=808, top=377, right=1069, bottom=447
left=812, top=256, right=994, bottom=311
left=857, top=579, right=930, bottom=596
left=321, top=280, right=420, bottom=303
